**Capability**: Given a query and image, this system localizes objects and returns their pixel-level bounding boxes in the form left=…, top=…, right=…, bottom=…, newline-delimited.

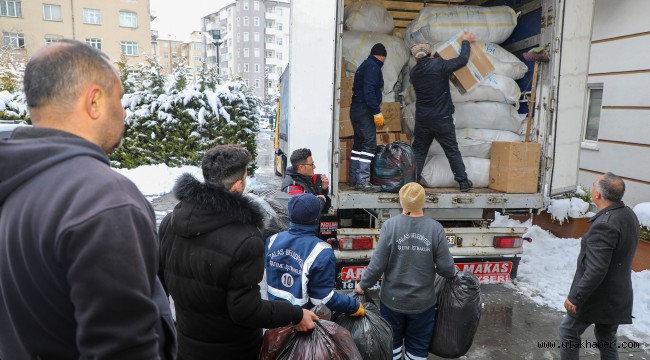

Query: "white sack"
left=405, top=5, right=517, bottom=47
left=399, top=56, right=418, bottom=106
left=343, top=31, right=410, bottom=98
left=420, top=155, right=490, bottom=188
left=402, top=102, right=416, bottom=135
left=428, top=128, right=521, bottom=158
left=344, top=0, right=394, bottom=34
left=454, top=102, right=522, bottom=132
left=435, top=41, right=529, bottom=79
left=451, top=74, right=521, bottom=106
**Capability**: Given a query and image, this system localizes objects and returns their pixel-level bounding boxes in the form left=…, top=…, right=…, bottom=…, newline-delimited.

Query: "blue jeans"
left=558, top=314, right=619, bottom=360
left=411, top=114, right=467, bottom=183
left=349, top=104, right=377, bottom=185
left=380, top=304, right=436, bottom=360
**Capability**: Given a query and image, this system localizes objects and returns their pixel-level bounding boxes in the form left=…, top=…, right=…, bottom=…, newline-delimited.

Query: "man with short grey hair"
left=0, top=40, right=176, bottom=359
left=559, top=172, right=639, bottom=360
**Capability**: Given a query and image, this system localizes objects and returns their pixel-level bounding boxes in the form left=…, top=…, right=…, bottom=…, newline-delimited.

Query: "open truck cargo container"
left=275, top=0, right=595, bottom=287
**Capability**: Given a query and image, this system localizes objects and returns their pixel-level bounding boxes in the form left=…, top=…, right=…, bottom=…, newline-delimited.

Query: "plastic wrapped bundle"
left=420, top=156, right=490, bottom=188
left=246, top=191, right=291, bottom=238
left=451, top=75, right=521, bottom=107
left=405, top=5, right=517, bottom=47
left=453, top=102, right=523, bottom=132
left=370, top=141, right=416, bottom=193
left=344, top=0, right=394, bottom=34
left=428, top=128, right=522, bottom=159
left=334, top=295, right=393, bottom=360
left=429, top=271, right=482, bottom=358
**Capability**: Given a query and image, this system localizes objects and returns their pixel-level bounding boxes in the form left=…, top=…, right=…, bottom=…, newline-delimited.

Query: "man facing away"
left=356, top=182, right=456, bottom=360
left=159, top=144, right=317, bottom=360
left=281, top=147, right=331, bottom=213
left=349, top=43, right=387, bottom=192
left=0, top=40, right=176, bottom=359
left=559, top=172, right=639, bottom=360
left=410, top=31, right=476, bottom=192
left=265, top=194, right=365, bottom=316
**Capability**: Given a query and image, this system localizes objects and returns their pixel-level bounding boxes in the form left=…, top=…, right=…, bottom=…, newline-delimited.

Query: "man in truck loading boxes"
left=410, top=31, right=477, bottom=193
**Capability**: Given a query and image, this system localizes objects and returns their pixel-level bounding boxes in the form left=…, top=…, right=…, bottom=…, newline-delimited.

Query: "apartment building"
left=150, top=36, right=183, bottom=74
left=202, top=0, right=290, bottom=98
left=578, top=0, right=650, bottom=207
left=1, top=0, right=152, bottom=63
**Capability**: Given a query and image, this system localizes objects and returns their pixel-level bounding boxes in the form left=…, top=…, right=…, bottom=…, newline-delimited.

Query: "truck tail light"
left=493, top=236, right=532, bottom=248
left=339, top=237, right=374, bottom=250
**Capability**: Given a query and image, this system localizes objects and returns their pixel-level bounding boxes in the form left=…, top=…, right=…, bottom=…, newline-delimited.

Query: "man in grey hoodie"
left=356, top=182, right=455, bottom=360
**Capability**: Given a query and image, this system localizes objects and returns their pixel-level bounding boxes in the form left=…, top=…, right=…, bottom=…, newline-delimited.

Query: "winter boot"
left=355, top=180, right=381, bottom=193
left=459, top=179, right=473, bottom=192
left=348, top=158, right=359, bottom=187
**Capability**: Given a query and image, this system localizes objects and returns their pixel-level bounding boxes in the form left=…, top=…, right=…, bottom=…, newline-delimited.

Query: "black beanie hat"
left=288, top=194, right=322, bottom=225
left=370, top=43, right=387, bottom=57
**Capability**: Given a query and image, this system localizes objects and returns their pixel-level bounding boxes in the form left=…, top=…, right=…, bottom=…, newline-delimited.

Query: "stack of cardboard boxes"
left=339, top=59, right=411, bottom=183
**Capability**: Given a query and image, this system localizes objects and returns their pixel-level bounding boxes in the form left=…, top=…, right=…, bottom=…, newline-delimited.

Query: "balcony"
left=265, top=27, right=280, bottom=35
left=265, top=11, right=278, bottom=20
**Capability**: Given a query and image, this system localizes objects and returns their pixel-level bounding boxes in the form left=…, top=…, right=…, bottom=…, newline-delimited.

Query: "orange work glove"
left=373, top=113, right=385, bottom=127
left=351, top=302, right=365, bottom=317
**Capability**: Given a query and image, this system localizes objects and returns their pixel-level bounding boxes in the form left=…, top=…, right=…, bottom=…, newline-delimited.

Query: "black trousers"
left=411, top=114, right=468, bottom=183
left=349, top=104, right=377, bottom=184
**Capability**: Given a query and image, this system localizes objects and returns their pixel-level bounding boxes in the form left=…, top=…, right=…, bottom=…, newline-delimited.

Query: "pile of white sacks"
left=343, top=2, right=529, bottom=188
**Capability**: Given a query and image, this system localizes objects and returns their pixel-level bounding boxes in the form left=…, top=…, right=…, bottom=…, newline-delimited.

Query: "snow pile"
left=493, top=214, right=650, bottom=346
left=546, top=197, right=592, bottom=223
left=633, top=202, right=650, bottom=228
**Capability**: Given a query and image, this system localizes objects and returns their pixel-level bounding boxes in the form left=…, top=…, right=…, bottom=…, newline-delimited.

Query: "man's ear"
left=229, top=179, right=243, bottom=193
left=85, top=85, right=103, bottom=120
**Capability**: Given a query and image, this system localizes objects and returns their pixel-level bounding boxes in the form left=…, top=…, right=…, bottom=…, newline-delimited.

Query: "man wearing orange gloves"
left=349, top=43, right=386, bottom=192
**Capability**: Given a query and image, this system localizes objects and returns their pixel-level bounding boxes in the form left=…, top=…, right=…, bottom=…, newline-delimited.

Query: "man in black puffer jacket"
left=159, top=145, right=317, bottom=360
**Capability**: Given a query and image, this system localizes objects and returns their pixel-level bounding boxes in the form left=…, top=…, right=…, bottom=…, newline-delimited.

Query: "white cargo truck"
left=274, top=0, right=595, bottom=288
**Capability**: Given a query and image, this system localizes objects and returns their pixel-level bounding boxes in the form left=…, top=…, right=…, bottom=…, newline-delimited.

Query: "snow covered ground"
left=114, top=164, right=650, bottom=348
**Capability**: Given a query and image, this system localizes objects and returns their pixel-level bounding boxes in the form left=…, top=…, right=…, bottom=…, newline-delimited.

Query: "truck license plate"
left=446, top=235, right=456, bottom=246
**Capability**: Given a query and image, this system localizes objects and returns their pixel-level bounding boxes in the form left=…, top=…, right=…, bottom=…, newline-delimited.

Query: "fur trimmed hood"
left=170, top=173, right=265, bottom=237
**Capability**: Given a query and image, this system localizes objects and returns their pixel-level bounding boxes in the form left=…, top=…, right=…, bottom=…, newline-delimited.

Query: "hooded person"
left=356, top=182, right=456, bottom=360
left=349, top=43, right=387, bottom=192
left=265, top=194, right=365, bottom=316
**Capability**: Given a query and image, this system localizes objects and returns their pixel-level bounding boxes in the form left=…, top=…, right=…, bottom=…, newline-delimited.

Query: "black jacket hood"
left=0, top=127, right=108, bottom=206
left=170, top=173, right=265, bottom=237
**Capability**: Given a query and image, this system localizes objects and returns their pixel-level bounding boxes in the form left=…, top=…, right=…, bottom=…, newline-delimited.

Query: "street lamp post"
left=209, top=29, right=223, bottom=75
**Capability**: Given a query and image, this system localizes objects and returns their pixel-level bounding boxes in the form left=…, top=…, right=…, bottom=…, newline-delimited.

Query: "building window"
left=278, top=7, right=283, bottom=16
left=277, top=22, right=283, bottom=31
left=254, top=32, right=260, bottom=42
left=254, top=48, right=260, bottom=57
left=236, top=17, right=240, bottom=25
left=277, top=37, right=283, bottom=45
left=254, top=16, right=259, bottom=26
left=237, top=49, right=241, bottom=58
left=191, top=43, right=203, bottom=51
left=243, top=16, right=249, bottom=26
left=266, top=6, right=273, bottom=13
left=266, top=21, right=273, bottom=29
left=86, top=38, right=102, bottom=50
left=266, top=35, right=272, bottom=44
left=244, top=63, right=249, bottom=72
left=276, top=52, right=283, bottom=60
left=265, top=50, right=273, bottom=58
left=43, top=4, right=61, bottom=21
left=192, top=55, right=203, bottom=62
left=236, top=33, right=240, bottom=42
left=3, top=32, right=24, bottom=49
left=277, top=66, right=283, bottom=74
left=45, top=37, right=61, bottom=46
left=244, top=79, right=249, bottom=87
left=255, top=79, right=260, bottom=88
left=254, top=1, right=259, bottom=10
left=0, top=0, right=22, bottom=17
left=83, top=8, right=101, bottom=24
left=121, top=41, right=138, bottom=56
left=243, top=32, right=249, bottom=42
left=244, top=48, right=249, bottom=57
left=243, top=0, right=249, bottom=10
left=583, top=86, right=603, bottom=142
left=119, top=11, right=137, bottom=28
left=255, top=64, right=260, bottom=72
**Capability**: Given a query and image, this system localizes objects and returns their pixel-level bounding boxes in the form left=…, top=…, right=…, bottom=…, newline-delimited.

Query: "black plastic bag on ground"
left=429, top=271, right=482, bottom=358
left=370, top=141, right=416, bottom=193
left=270, top=320, right=363, bottom=360
left=334, top=294, right=393, bottom=360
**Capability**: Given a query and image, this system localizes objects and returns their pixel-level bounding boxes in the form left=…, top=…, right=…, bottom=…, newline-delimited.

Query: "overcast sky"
left=150, top=0, right=232, bottom=40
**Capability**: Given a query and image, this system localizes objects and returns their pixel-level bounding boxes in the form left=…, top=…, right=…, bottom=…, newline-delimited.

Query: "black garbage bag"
left=246, top=190, right=291, bottom=238
left=429, top=271, right=482, bottom=358
left=370, top=141, right=416, bottom=193
left=334, top=295, right=393, bottom=360
left=261, top=320, right=363, bottom=360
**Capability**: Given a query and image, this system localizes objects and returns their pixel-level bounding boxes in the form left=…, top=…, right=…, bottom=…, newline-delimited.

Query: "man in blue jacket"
left=410, top=31, right=476, bottom=192
left=349, top=43, right=387, bottom=192
left=265, top=194, right=365, bottom=316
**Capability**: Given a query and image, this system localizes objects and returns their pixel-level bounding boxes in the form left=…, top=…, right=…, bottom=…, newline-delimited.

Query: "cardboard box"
left=340, top=77, right=353, bottom=108
left=435, top=34, right=495, bottom=94
left=376, top=102, right=402, bottom=133
left=339, top=106, right=354, bottom=138
left=339, top=139, right=354, bottom=183
left=488, top=142, right=541, bottom=193
left=377, top=132, right=411, bottom=144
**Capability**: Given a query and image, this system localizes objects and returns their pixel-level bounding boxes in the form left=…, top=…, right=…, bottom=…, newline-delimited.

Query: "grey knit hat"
left=410, top=43, right=432, bottom=60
